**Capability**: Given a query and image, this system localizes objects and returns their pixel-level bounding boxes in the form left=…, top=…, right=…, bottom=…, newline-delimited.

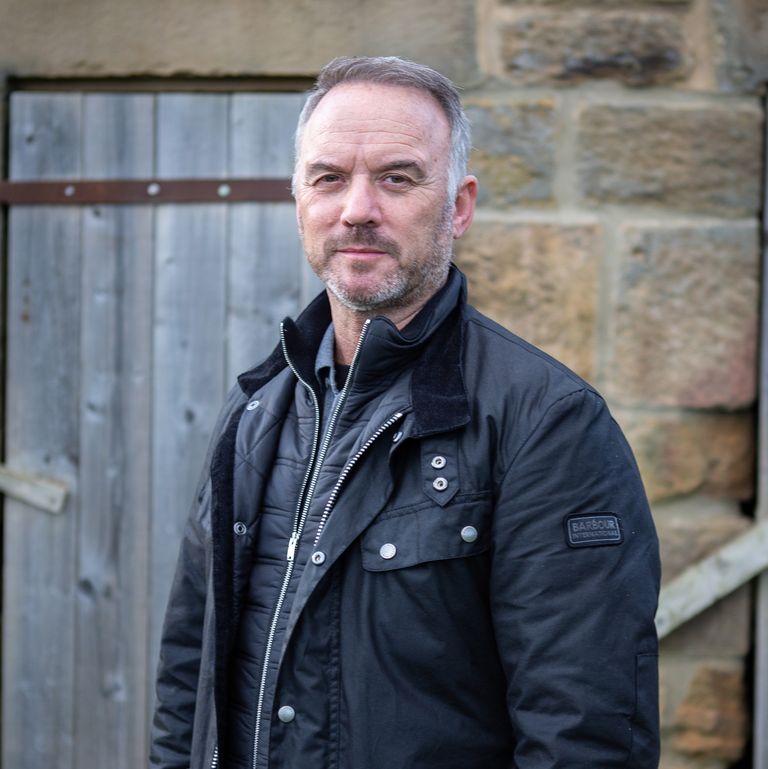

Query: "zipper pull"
left=286, top=532, right=300, bottom=562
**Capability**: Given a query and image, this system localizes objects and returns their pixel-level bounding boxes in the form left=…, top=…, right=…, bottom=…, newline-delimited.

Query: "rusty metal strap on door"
left=0, top=178, right=294, bottom=205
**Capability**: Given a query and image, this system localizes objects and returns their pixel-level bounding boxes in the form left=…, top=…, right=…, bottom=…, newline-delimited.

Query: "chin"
left=329, top=278, right=409, bottom=313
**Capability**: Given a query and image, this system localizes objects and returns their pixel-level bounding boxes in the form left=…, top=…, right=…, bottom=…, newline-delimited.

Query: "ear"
left=451, top=175, right=478, bottom=239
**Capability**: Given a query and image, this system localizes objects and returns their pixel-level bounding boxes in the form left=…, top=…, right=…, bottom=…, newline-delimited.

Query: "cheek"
left=299, top=199, right=339, bottom=234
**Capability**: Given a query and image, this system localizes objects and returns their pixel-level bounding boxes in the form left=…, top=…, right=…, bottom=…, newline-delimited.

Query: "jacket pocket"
left=360, top=496, right=491, bottom=572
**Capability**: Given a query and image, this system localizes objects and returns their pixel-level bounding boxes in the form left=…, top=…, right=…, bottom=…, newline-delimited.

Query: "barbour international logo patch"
left=565, top=513, right=623, bottom=548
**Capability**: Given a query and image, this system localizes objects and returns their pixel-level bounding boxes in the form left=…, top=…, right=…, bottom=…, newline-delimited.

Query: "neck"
left=328, top=293, right=433, bottom=365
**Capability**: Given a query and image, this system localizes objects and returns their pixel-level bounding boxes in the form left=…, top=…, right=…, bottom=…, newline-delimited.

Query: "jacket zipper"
left=210, top=745, right=218, bottom=769
left=313, top=411, right=404, bottom=548
left=249, top=319, right=371, bottom=769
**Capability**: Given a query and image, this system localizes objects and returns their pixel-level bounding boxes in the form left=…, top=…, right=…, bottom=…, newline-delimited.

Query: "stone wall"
left=0, top=0, right=765, bottom=765
left=457, top=1, right=766, bottom=766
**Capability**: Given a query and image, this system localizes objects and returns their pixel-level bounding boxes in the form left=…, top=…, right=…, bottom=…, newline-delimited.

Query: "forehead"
left=300, top=82, right=451, bottom=161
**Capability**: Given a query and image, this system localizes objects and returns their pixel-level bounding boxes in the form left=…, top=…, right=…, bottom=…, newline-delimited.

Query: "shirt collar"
left=314, top=322, right=341, bottom=397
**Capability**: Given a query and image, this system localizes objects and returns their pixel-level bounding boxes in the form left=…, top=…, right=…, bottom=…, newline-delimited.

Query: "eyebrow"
left=305, top=161, right=344, bottom=178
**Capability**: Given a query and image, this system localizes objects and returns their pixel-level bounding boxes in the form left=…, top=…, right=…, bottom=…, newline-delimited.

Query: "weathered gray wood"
left=10, top=92, right=82, bottom=181
left=75, top=93, right=154, bottom=769
left=656, top=519, right=768, bottom=639
left=150, top=93, right=229, bottom=697
left=227, top=93, right=320, bottom=380
left=0, top=464, right=68, bottom=513
left=3, top=92, right=82, bottom=769
left=83, top=93, right=154, bottom=179
left=4, top=88, right=322, bottom=767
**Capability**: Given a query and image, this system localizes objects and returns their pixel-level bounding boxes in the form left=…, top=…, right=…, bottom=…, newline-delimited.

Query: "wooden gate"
left=2, top=90, right=318, bottom=769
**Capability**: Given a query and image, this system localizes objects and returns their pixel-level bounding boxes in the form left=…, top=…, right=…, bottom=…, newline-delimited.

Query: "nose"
left=340, top=176, right=381, bottom=228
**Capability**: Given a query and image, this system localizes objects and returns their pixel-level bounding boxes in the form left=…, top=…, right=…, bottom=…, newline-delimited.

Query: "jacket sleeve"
left=149, top=387, right=244, bottom=769
left=149, top=478, right=211, bottom=769
left=490, top=388, right=660, bottom=769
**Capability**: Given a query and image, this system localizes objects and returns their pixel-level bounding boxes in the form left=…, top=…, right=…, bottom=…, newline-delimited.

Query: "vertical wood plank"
left=150, top=94, right=229, bottom=691
left=9, top=92, right=82, bottom=181
left=227, top=93, right=320, bottom=381
left=75, top=93, right=154, bottom=769
left=3, top=88, right=83, bottom=769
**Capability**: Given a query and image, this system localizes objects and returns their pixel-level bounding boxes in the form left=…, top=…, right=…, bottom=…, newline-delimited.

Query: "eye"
left=382, top=173, right=412, bottom=187
left=313, top=173, right=344, bottom=186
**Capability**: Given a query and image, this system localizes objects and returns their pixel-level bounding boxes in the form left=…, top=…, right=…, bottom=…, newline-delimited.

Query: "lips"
left=337, top=247, right=388, bottom=256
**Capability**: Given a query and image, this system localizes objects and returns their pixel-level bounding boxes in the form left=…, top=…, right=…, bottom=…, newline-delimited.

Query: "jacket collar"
left=237, top=264, right=471, bottom=437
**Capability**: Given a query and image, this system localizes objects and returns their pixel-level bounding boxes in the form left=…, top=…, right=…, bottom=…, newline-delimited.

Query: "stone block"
left=608, top=222, right=759, bottom=408
left=454, top=220, right=600, bottom=380
left=498, top=9, right=688, bottom=86
left=672, top=665, right=748, bottom=761
left=464, top=97, right=556, bottom=208
left=659, top=657, right=748, bottom=768
left=660, top=586, right=751, bottom=657
left=501, top=0, right=689, bottom=4
left=576, top=103, right=762, bottom=215
left=0, top=0, right=480, bottom=84
left=654, top=505, right=752, bottom=581
left=619, top=411, right=754, bottom=503
left=712, top=0, right=768, bottom=92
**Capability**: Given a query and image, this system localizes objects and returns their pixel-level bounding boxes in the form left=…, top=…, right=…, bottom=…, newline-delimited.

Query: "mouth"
left=336, top=247, right=389, bottom=257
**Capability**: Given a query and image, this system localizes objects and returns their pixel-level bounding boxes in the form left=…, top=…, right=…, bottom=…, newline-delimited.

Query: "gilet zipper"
left=249, top=319, right=371, bottom=769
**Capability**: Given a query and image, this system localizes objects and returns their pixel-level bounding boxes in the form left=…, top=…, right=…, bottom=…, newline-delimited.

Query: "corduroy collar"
left=237, top=264, right=470, bottom=437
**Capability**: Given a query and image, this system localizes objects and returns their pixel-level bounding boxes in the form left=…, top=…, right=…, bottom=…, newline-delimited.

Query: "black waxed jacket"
left=150, top=266, right=661, bottom=769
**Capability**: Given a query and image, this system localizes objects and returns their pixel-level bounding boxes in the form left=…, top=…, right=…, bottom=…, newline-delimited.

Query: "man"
left=151, top=56, right=660, bottom=769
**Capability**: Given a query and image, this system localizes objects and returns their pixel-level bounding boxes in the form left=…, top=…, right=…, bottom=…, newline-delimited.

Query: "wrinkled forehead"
left=300, top=82, right=452, bottom=159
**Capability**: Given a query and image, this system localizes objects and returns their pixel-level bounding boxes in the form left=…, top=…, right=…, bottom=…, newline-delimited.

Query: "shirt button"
left=311, top=551, right=326, bottom=566
left=233, top=522, right=247, bottom=536
left=277, top=705, right=295, bottom=723
left=461, top=525, right=478, bottom=543
left=432, top=477, right=448, bottom=491
left=379, top=543, right=397, bottom=560
left=431, top=455, right=446, bottom=469
left=246, top=400, right=260, bottom=411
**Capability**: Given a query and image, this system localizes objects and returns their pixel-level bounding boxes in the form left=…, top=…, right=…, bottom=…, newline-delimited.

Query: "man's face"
left=294, top=82, right=474, bottom=316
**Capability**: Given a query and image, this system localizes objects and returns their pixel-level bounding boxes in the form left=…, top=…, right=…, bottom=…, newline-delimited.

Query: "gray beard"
left=314, top=201, right=455, bottom=313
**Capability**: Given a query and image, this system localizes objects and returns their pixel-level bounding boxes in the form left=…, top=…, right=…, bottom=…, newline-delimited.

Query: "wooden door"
left=3, top=90, right=317, bottom=769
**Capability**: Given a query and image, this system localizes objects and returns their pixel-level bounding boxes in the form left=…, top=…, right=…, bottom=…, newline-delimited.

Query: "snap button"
left=432, top=477, right=448, bottom=491
left=392, top=431, right=403, bottom=443
left=233, top=522, right=247, bottom=536
left=311, top=551, right=326, bottom=566
left=246, top=400, right=259, bottom=411
left=277, top=705, right=295, bottom=723
left=379, top=543, right=397, bottom=560
left=460, top=525, right=478, bottom=543
left=431, top=455, right=446, bottom=469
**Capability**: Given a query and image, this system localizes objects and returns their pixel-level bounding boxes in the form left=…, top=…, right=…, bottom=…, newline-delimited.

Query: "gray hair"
left=293, top=56, right=471, bottom=199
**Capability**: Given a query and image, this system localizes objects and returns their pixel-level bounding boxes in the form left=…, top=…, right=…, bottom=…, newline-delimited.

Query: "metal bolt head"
left=147, top=182, right=161, bottom=197
left=217, top=183, right=231, bottom=198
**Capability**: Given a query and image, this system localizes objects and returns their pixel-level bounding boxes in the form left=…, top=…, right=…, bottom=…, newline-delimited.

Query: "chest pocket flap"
left=361, top=496, right=491, bottom=572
